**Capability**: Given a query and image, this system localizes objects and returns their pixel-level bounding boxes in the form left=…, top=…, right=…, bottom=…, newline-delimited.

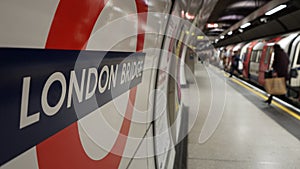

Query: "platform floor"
left=185, top=63, right=300, bottom=169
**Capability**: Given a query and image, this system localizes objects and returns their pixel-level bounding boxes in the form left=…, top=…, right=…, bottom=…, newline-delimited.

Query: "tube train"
left=218, top=32, right=300, bottom=104
left=0, top=0, right=218, bottom=169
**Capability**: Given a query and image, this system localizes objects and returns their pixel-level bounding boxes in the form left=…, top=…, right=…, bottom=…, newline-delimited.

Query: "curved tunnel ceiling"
left=170, top=0, right=300, bottom=49
left=204, top=0, right=271, bottom=37
left=214, top=0, right=300, bottom=47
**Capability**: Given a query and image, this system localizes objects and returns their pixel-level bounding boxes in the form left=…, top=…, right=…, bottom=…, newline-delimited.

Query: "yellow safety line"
left=225, top=73, right=300, bottom=121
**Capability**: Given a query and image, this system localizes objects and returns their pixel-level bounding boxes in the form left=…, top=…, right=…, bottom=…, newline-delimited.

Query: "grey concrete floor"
left=184, top=63, right=300, bottom=169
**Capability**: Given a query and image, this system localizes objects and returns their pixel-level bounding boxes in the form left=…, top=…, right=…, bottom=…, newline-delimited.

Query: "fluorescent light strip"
left=265, top=4, right=287, bottom=16
left=240, top=22, right=251, bottom=29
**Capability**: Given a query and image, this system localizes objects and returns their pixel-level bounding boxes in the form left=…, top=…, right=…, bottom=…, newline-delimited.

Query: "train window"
left=251, top=51, right=257, bottom=62
left=256, top=51, right=262, bottom=62
left=242, top=53, right=247, bottom=61
left=264, top=47, right=271, bottom=64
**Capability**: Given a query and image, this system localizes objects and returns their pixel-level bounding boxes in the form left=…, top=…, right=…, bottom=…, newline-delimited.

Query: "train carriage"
left=222, top=31, right=300, bottom=105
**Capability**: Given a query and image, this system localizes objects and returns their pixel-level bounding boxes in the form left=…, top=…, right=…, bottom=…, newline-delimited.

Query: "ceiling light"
left=209, top=28, right=224, bottom=32
left=207, top=23, right=219, bottom=28
left=197, top=36, right=204, bottom=40
left=185, top=12, right=195, bottom=19
left=218, top=15, right=244, bottom=21
left=238, top=29, right=243, bottom=33
left=265, top=4, right=287, bottom=16
left=227, top=31, right=233, bottom=35
left=260, top=17, right=268, bottom=23
left=240, top=22, right=251, bottom=29
left=229, top=1, right=264, bottom=9
left=220, top=35, right=225, bottom=39
left=181, top=10, right=185, bottom=18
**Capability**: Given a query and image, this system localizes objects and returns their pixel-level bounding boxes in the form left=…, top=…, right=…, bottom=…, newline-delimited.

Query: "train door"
left=289, top=35, right=300, bottom=99
left=243, top=41, right=258, bottom=78
left=225, top=45, right=234, bottom=71
left=240, top=42, right=251, bottom=77
left=277, top=33, right=299, bottom=99
left=258, top=37, right=282, bottom=85
left=232, top=43, right=244, bottom=70
left=249, top=42, right=264, bottom=83
left=258, top=44, right=273, bottom=85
